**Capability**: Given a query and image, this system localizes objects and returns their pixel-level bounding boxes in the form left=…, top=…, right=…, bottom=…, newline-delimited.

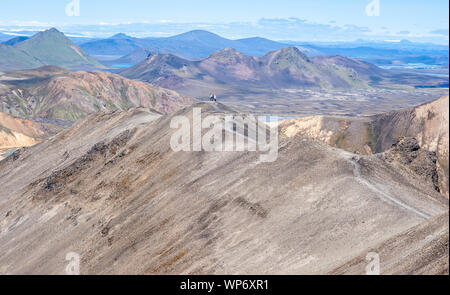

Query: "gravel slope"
left=0, top=103, right=447, bottom=274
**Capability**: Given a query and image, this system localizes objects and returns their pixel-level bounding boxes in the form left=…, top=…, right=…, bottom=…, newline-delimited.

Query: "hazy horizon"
left=0, top=0, right=448, bottom=44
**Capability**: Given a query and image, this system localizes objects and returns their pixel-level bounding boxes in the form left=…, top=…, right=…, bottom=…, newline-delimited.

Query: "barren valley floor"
left=197, top=88, right=449, bottom=117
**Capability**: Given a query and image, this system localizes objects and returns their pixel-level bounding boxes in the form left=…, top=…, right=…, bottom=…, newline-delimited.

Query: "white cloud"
left=0, top=18, right=448, bottom=44
left=430, top=29, right=449, bottom=36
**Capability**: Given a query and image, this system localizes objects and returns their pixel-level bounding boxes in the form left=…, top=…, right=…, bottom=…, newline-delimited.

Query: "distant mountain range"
left=80, top=30, right=289, bottom=60
left=0, top=33, right=15, bottom=42
left=294, top=44, right=449, bottom=66
left=120, top=46, right=447, bottom=98
left=2, top=36, right=30, bottom=46
left=121, top=47, right=370, bottom=90
left=1, top=29, right=448, bottom=71
left=75, top=30, right=449, bottom=68
left=106, top=48, right=155, bottom=67
left=0, top=28, right=102, bottom=71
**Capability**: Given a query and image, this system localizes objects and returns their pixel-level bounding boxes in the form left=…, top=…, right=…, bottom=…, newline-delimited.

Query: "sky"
left=0, top=0, right=448, bottom=43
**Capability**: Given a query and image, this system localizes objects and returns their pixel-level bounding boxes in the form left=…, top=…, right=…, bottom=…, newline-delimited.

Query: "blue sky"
left=0, top=0, right=448, bottom=43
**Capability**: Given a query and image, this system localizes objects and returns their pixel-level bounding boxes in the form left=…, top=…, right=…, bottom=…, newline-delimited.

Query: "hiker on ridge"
left=209, top=93, right=217, bottom=102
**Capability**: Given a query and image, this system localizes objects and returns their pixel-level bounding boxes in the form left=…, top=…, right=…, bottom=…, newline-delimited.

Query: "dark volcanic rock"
left=382, top=137, right=440, bottom=192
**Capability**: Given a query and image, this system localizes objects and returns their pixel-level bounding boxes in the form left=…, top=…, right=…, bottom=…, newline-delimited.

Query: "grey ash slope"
left=280, top=95, right=449, bottom=197
left=330, top=212, right=449, bottom=275
left=0, top=103, right=447, bottom=274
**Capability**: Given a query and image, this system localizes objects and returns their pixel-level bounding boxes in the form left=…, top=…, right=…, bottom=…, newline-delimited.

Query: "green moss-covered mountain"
left=0, top=44, right=43, bottom=71
left=0, top=28, right=102, bottom=71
